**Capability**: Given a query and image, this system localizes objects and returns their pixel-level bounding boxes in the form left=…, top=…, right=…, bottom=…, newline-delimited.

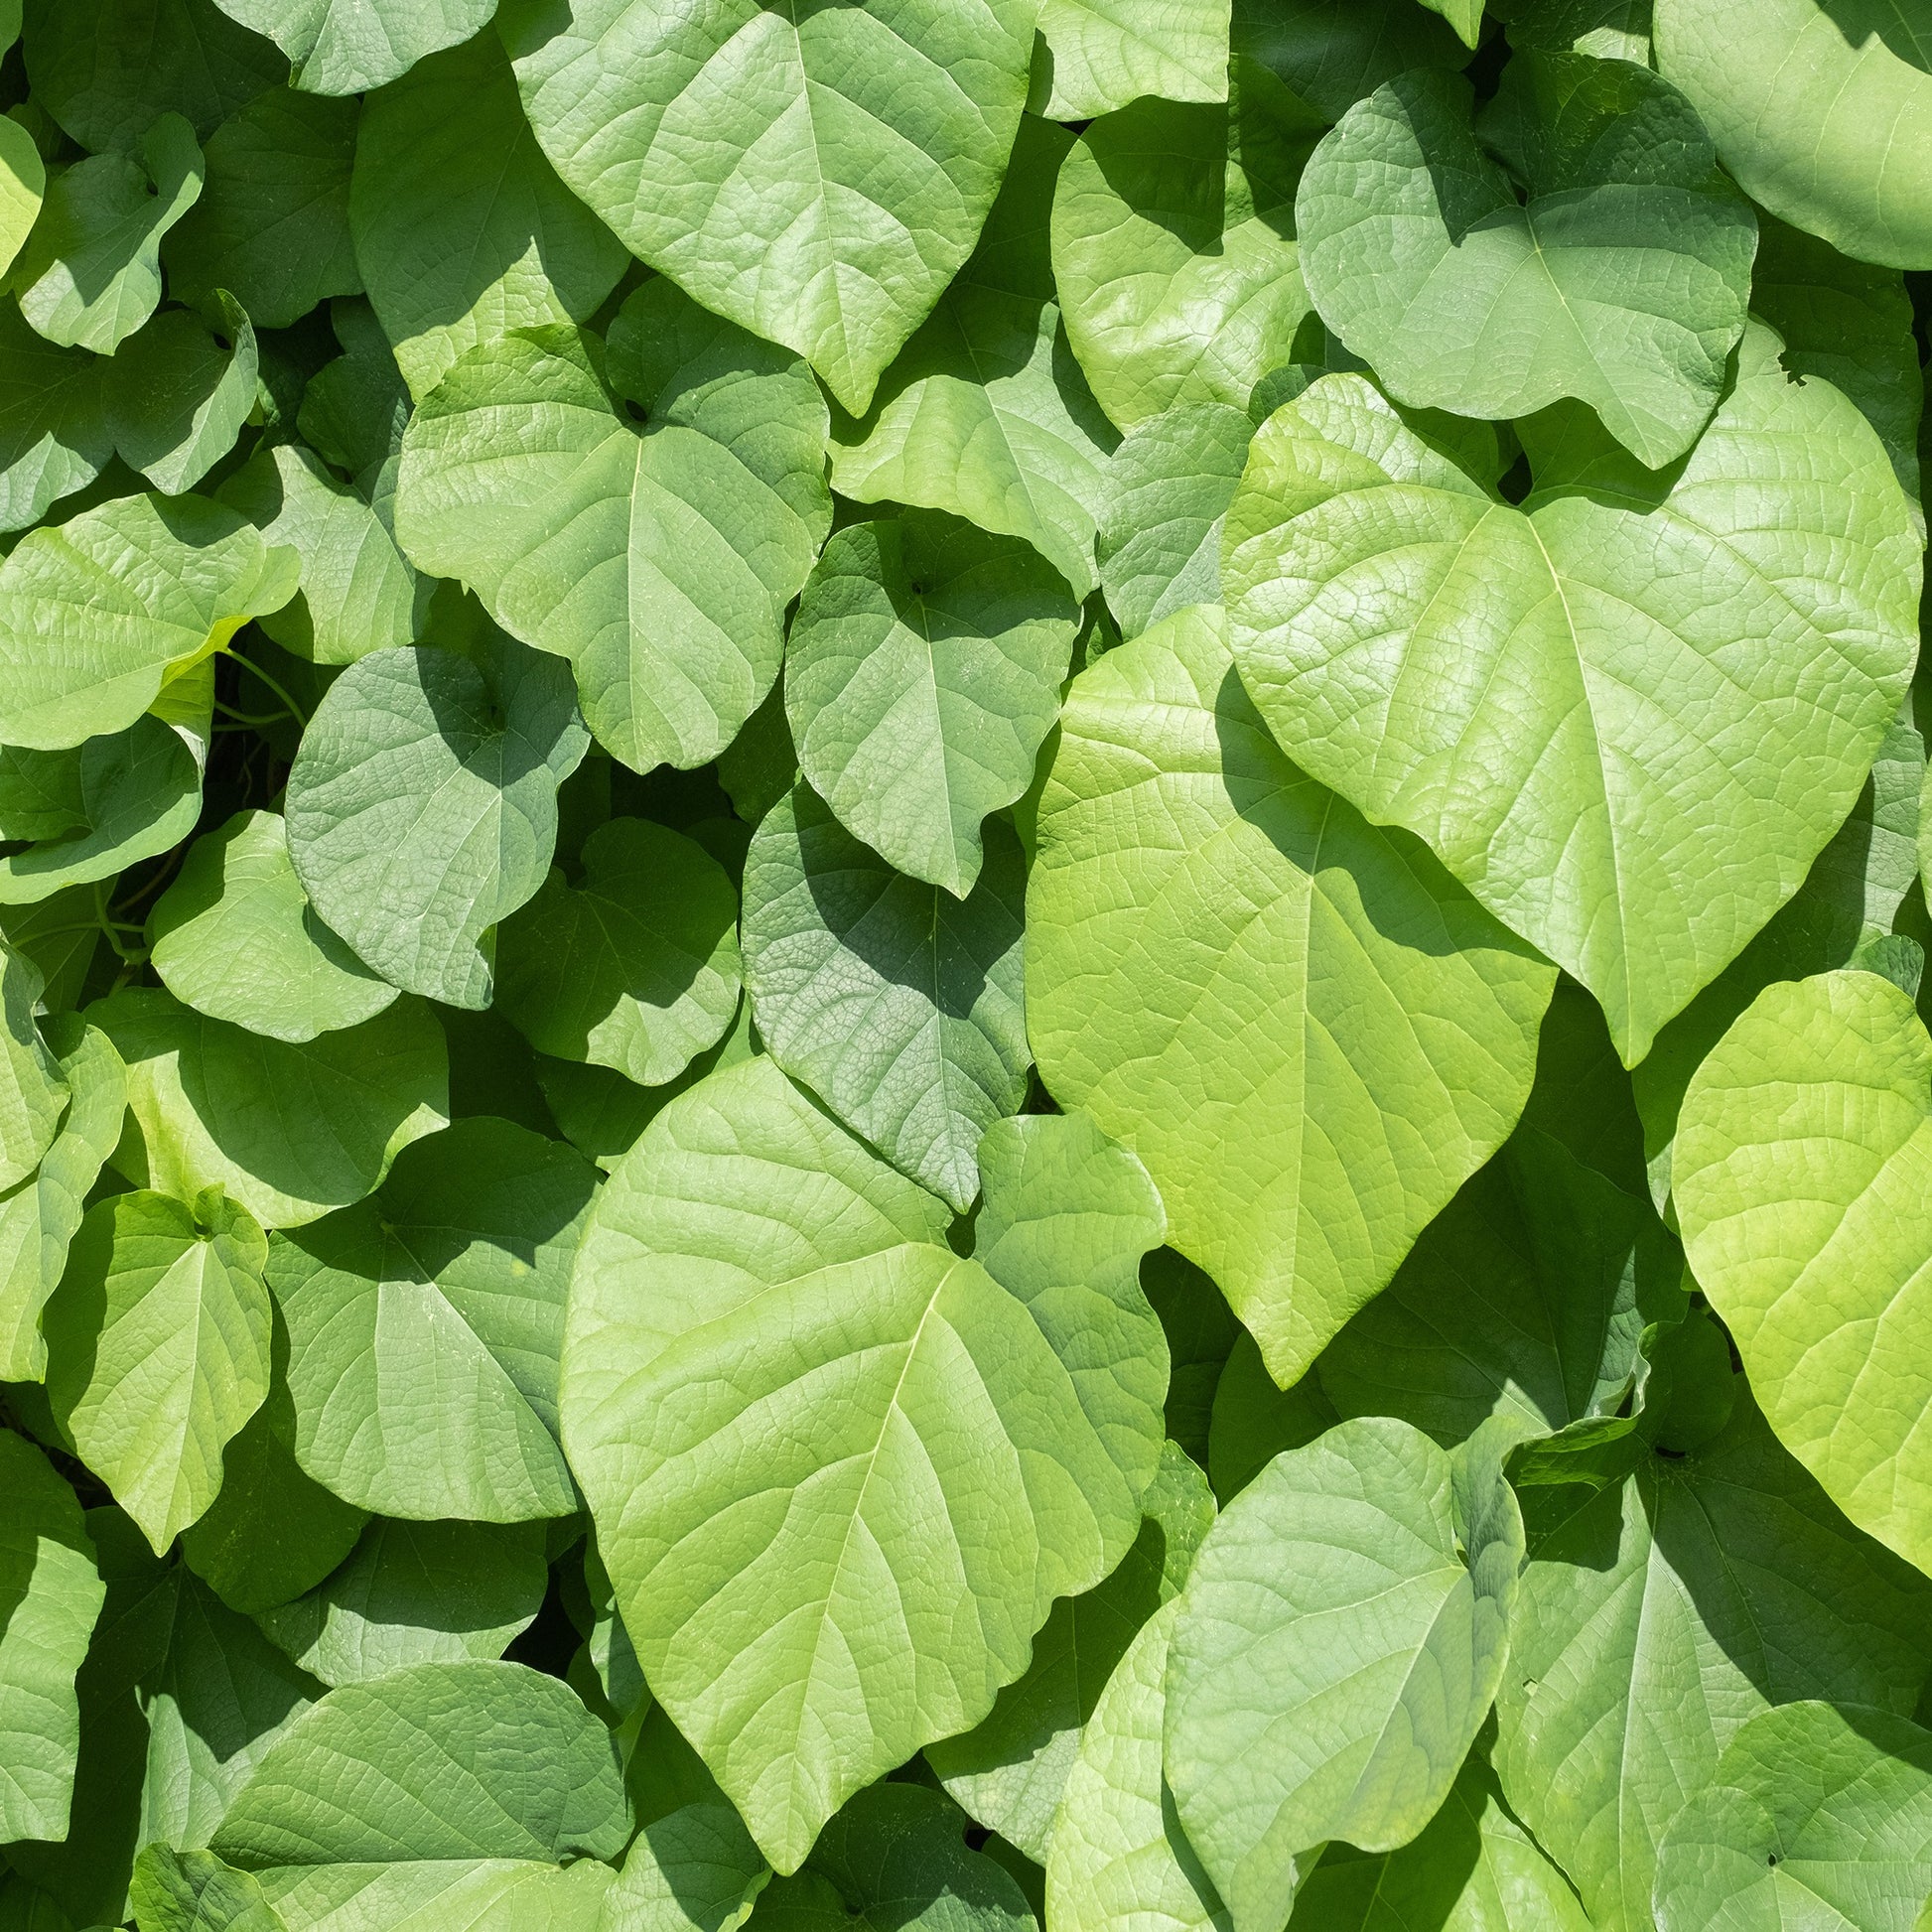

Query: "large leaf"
left=1028, top=604, right=1553, bottom=1387
left=1654, top=0, right=1932, bottom=270
left=268, top=1117, right=595, bottom=1523
left=394, top=289, right=830, bottom=772
left=0, top=1432, right=103, bottom=1843
left=742, top=786, right=1031, bottom=1211
left=348, top=33, right=625, bottom=400
left=105, top=294, right=260, bottom=497
left=0, top=492, right=296, bottom=752
left=0, top=937, right=67, bottom=1191
left=828, top=116, right=1118, bottom=602
left=284, top=640, right=589, bottom=1010
left=92, top=985, right=449, bottom=1229
left=500, top=0, right=1035, bottom=415
left=1298, top=58, right=1756, bottom=469
left=564, top=1064, right=1166, bottom=1870
left=210, top=0, right=498, bottom=95
left=1675, top=969, right=1932, bottom=1575
left=1166, top=1419, right=1523, bottom=1932
left=1035, top=0, right=1230, bottom=118
left=494, top=816, right=741, bottom=1089
left=784, top=511, right=1079, bottom=895
left=1222, top=335, right=1922, bottom=1063
left=1653, top=1701, right=1932, bottom=1932
left=254, top=1858, right=614, bottom=1931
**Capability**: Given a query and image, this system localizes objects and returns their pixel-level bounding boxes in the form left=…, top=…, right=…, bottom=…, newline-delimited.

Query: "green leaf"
left=1493, top=1394, right=1932, bottom=1932
left=105, top=293, right=258, bottom=497
left=1229, top=0, right=1471, bottom=121
left=1050, top=65, right=1325, bottom=429
left=150, top=811, right=400, bottom=1043
left=395, top=290, right=830, bottom=773
left=742, top=786, right=1030, bottom=1211
left=1098, top=405, right=1252, bottom=640
left=1144, top=1250, right=1242, bottom=1471
left=828, top=116, right=1119, bottom=602
left=0, top=716, right=204, bottom=904
left=132, top=1846, right=287, bottom=1932
left=928, top=1440, right=1214, bottom=1862
left=494, top=817, right=741, bottom=1089
left=0, top=938, right=67, bottom=1191
left=1414, top=0, right=1484, bottom=46
left=0, top=116, right=45, bottom=280
left=0, top=303, right=112, bottom=533
left=1654, top=1701, right=1932, bottom=1932
left=602, top=1802, right=770, bottom=1932
left=1166, top=1418, right=1523, bottom=1932
left=12, top=113, right=205, bottom=352
left=93, top=984, right=449, bottom=1229
left=0, top=492, right=297, bottom=752
left=1029, top=604, right=1554, bottom=1387
left=785, top=511, right=1080, bottom=895
left=1223, top=335, right=1922, bottom=1064
left=44, top=1188, right=273, bottom=1554
left=1674, top=969, right=1932, bottom=1575
left=1035, top=0, right=1231, bottom=118
left=347, top=34, right=625, bottom=401
left=1490, top=0, right=1652, bottom=60
left=209, top=0, right=498, bottom=96
left=210, top=1660, right=629, bottom=1865
left=298, top=300, right=409, bottom=491
left=500, top=0, right=1035, bottom=416
left=1285, top=1755, right=1591, bottom=1932
left=23, top=0, right=283, bottom=153
left=1044, top=1596, right=1231, bottom=1932
left=252, top=1859, right=614, bottom=1930
left=1654, top=0, right=1932, bottom=270
left=284, top=640, right=589, bottom=1010
left=0, top=1432, right=103, bottom=1842
left=268, top=1117, right=593, bottom=1522
left=1297, top=60, right=1755, bottom=468
left=161, top=86, right=359, bottom=328
left=255, top=1518, right=548, bottom=1688
left=564, top=1061, right=1166, bottom=1870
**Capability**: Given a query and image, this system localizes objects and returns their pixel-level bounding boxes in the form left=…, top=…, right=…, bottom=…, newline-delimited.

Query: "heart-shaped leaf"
left=209, top=0, right=497, bottom=95
left=1035, top=0, right=1230, bottom=119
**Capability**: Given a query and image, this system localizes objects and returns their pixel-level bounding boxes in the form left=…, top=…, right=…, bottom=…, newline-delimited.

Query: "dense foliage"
left=0, top=0, right=1928, bottom=1926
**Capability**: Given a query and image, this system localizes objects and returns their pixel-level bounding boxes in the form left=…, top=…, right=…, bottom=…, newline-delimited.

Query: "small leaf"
left=105, top=293, right=259, bottom=496
left=131, top=1846, right=286, bottom=1932
left=209, top=0, right=499, bottom=96
left=0, top=303, right=112, bottom=533
left=1034, top=0, right=1231, bottom=119
left=603, top=1802, right=771, bottom=1932
left=0, top=938, right=67, bottom=1191
left=0, top=114, right=45, bottom=280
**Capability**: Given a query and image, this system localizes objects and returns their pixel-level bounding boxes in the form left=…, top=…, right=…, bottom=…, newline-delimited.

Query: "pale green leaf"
left=500, top=0, right=1035, bottom=415
left=0, top=938, right=66, bottom=1190
left=1035, top=0, right=1230, bottom=118
left=1223, top=334, right=1921, bottom=1063
left=93, top=984, right=449, bottom=1229
left=395, top=288, right=830, bottom=772
left=256, top=1858, right=614, bottom=1932
left=0, top=116, right=45, bottom=280
left=785, top=511, right=1080, bottom=895
left=132, top=1847, right=287, bottom=1932
left=742, top=786, right=1030, bottom=1211
left=1029, top=604, right=1554, bottom=1387
left=0, top=302, right=112, bottom=532
left=602, top=1803, right=770, bottom=1932
left=210, top=0, right=498, bottom=95
left=284, top=639, right=589, bottom=1010
left=105, top=295, right=258, bottom=497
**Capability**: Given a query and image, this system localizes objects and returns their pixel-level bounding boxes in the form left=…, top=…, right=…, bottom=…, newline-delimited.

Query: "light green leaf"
left=1050, top=64, right=1324, bottom=429
left=1098, top=406, right=1252, bottom=639
left=742, top=786, right=1030, bottom=1211
left=395, top=288, right=830, bottom=772
left=1493, top=1394, right=1932, bottom=1932
left=0, top=492, right=297, bottom=752
left=209, top=0, right=497, bottom=95
left=929, top=1441, right=1213, bottom=1862
left=268, top=1116, right=594, bottom=1521
left=1166, top=1418, right=1523, bottom=1932
left=1297, top=59, right=1755, bottom=468
left=348, top=34, right=624, bottom=401
left=1035, top=0, right=1230, bottom=118
left=13, top=113, right=205, bottom=352
left=828, top=115, right=1118, bottom=602
left=1414, top=0, right=1484, bottom=45
left=785, top=511, right=1080, bottom=895
left=1674, top=970, right=1932, bottom=1575
left=563, top=1061, right=1165, bottom=1870
left=1029, top=604, right=1553, bottom=1387
left=494, top=817, right=741, bottom=1089
left=150, top=811, right=399, bottom=1043
left=1654, top=0, right=1932, bottom=270
left=211, top=1660, right=629, bottom=1866
left=256, top=1519, right=548, bottom=1688
left=0, top=116, right=45, bottom=280
left=1223, top=336, right=1921, bottom=1064
left=161, top=85, right=359, bottom=327
left=0, top=303, right=112, bottom=532
left=256, top=1858, right=613, bottom=1932
left=105, top=294, right=259, bottom=496
left=500, top=0, right=1035, bottom=416
left=1286, top=1755, right=1591, bottom=1932
left=93, top=984, right=449, bottom=1229
left=0, top=1431, right=103, bottom=1843
left=1654, top=1701, right=1932, bottom=1932
left=44, top=1188, right=272, bottom=1554
left=284, top=639, right=589, bottom=1010
left=132, top=1847, right=287, bottom=1932
left=602, top=1802, right=770, bottom=1932
left=0, top=717, right=204, bottom=904
left=0, top=938, right=66, bottom=1191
